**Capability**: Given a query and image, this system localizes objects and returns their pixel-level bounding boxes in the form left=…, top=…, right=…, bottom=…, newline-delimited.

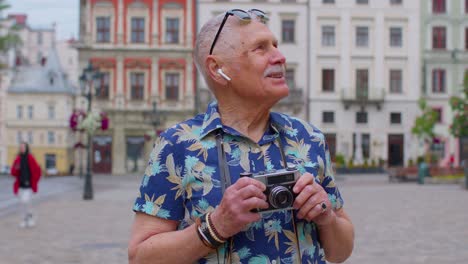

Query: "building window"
left=285, top=68, right=295, bottom=89
left=432, top=0, right=446, bottom=13
left=356, top=69, right=369, bottom=99
left=390, top=69, right=402, bottom=93
left=17, top=105, right=23, bottom=119
left=353, top=133, right=370, bottom=159
left=28, top=105, right=33, bottom=119
left=465, top=28, right=468, bottom=50
left=390, top=112, right=401, bottom=124
left=432, top=69, right=446, bottom=93
left=130, top=72, right=145, bottom=100
left=322, top=25, right=335, bottom=47
left=322, top=69, right=335, bottom=92
left=322, top=111, right=335, bottom=123
left=390, top=0, right=402, bottom=4
left=432, top=26, right=446, bottom=49
left=166, top=18, right=179, bottom=44
left=131, top=17, right=145, bottom=43
left=356, top=0, right=368, bottom=4
left=390, top=27, right=402, bottom=47
left=356, top=111, right=368, bottom=124
left=48, top=105, right=55, bottom=119
left=45, top=154, right=56, bottom=169
left=17, top=131, right=22, bottom=144
left=165, top=73, right=180, bottom=101
left=431, top=141, right=445, bottom=160
left=282, top=20, right=295, bottom=43
left=47, top=131, right=55, bottom=145
left=27, top=131, right=33, bottom=144
left=323, top=0, right=335, bottom=3
left=433, top=108, right=443, bottom=123
left=96, top=17, right=111, bottom=43
left=356, top=26, right=369, bottom=47
left=96, top=72, right=110, bottom=99
left=37, top=32, right=43, bottom=45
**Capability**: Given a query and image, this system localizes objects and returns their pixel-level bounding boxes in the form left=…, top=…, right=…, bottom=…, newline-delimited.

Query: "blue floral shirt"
left=133, top=101, right=344, bottom=264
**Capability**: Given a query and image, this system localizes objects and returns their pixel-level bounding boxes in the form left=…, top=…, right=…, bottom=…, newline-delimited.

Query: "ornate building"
left=77, top=0, right=196, bottom=174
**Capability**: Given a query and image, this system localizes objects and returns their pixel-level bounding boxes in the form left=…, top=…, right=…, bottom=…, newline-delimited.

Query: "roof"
left=8, top=47, right=76, bottom=95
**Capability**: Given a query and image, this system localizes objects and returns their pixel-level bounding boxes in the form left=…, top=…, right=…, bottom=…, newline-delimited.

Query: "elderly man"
left=128, top=9, right=354, bottom=264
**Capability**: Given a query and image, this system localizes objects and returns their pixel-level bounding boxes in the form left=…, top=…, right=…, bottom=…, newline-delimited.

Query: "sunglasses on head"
left=209, top=9, right=269, bottom=55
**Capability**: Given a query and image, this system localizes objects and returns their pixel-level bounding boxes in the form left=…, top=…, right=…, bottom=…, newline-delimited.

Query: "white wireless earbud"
left=217, top=68, right=231, bottom=81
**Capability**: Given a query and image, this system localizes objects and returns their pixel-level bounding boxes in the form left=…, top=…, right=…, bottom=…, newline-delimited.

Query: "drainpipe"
left=305, top=0, right=311, bottom=122
left=193, top=0, right=199, bottom=115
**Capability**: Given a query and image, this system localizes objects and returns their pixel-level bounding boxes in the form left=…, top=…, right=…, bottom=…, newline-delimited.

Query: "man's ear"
left=205, top=56, right=229, bottom=85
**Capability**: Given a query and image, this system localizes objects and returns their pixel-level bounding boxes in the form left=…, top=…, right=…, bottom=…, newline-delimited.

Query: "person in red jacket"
left=10, top=142, right=42, bottom=228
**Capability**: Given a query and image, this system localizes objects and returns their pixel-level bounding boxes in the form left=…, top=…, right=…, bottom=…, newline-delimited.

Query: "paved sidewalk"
left=0, top=174, right=141, bottom=264
left=0, top=173, right=467, bottom=264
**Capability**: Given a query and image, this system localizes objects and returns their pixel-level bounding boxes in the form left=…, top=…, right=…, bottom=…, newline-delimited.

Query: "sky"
left=7, top=0, right=78, bottom=40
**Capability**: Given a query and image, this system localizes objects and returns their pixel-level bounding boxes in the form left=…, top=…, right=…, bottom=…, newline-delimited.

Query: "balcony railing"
left=341, top=87, right=385, bottom=110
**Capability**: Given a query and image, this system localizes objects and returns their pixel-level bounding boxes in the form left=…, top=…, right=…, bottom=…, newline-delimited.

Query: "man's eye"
left=254, top=45, right=265, bottom=51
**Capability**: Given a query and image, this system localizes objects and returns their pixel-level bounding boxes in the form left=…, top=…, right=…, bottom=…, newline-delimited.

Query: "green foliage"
left=408, top=158, right=414, bottom=167
left=412, top=98, right=439, bottom=143
left=0, top=1, right=22, bottom=67
left=347, top=158, right=354, bottom=168
left=334, top=153, right=345, bottom=167
left=363, top=159, right=369, bottom=168
left=449, top=74, right=468, bottom=138
left=417, top=156, right=425, bottom=165
left=370, top=159, right=376, bottom=167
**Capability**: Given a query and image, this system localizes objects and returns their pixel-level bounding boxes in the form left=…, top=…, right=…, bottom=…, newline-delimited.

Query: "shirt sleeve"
left=133, top=136, right=185, bottom=221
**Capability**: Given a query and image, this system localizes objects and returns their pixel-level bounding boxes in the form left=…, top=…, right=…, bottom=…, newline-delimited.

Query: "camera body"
left=241, top=166, right=300, bottom=213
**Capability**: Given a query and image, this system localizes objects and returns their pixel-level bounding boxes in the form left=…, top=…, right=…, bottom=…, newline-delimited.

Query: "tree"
left=0, top=1, right=22, bottom=68
left=449, top=73, right=468, bottom=138
left=412, top=98, right=439, bottom=163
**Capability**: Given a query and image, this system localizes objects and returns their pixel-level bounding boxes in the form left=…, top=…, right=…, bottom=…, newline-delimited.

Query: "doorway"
left=388, top=134, right=404, bottom=167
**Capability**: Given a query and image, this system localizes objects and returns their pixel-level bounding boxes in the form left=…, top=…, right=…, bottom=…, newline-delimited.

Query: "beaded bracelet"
left=195, top=214, right=225, bottom=249
left=207, top=212, right=228, bottom=242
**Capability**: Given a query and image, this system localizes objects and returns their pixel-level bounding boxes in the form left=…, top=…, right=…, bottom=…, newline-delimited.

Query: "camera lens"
left=269, top=186, right=294, bottom=209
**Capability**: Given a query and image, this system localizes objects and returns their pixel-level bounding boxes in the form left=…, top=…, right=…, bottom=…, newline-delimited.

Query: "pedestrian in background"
left=10, top=142, right=42, bottom=228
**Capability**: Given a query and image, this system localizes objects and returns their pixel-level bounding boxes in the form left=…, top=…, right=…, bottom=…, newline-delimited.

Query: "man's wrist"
left=316, top=209, right=338, bottom=229
left=195, top=213, right=227, bottom=249
left=210, top=210, right=230, bottom=239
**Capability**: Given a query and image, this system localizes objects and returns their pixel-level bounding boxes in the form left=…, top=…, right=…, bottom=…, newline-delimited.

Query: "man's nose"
left=270, top=48, right=286, bottom=65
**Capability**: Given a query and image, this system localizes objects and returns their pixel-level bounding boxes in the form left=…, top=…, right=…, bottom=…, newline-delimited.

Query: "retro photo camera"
left=241, top=165, right=300, bottom=213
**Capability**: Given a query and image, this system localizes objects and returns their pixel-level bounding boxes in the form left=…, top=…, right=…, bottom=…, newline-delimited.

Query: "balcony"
left=341, top=88, right=385, bottom=111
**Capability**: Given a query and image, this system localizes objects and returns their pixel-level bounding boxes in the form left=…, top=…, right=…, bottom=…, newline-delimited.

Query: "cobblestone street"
left=0, top=173, right=467, bottom=264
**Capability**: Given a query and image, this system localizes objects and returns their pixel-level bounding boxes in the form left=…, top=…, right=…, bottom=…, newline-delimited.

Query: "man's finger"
left=293, top=173, right=315, bottom=193
left=237, top=184, right=267, bottom=200
left=232, top=176, right=266, bottom=191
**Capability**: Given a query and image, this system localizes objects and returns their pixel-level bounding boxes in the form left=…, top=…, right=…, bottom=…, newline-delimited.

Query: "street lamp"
left=79, top=61, right=102, bottom=200
left=150, top=101, right=162, bottom=132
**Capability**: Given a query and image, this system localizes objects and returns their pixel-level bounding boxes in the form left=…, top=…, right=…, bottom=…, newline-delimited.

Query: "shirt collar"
left=199, top=101, right=292, bottom=143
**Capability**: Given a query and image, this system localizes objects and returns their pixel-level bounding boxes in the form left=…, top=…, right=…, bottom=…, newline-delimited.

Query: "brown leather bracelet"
left=195, top=214, right=222, bottom=249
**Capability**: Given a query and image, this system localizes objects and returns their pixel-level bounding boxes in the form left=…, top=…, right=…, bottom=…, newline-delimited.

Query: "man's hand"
left=210, top=177, right=269, bottom=238
left=293, top=172, right=336, bottom=226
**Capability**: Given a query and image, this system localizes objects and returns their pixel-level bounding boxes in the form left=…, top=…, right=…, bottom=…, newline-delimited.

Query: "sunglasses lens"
left=230, top=9, right=251, bottom=20
left=249, top=9, right=269, bottom=23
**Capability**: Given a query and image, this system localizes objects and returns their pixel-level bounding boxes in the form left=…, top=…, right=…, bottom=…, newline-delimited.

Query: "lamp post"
left=79, top=61, right=102, bottom=200
left=150, top=101, right=162, bottom=133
